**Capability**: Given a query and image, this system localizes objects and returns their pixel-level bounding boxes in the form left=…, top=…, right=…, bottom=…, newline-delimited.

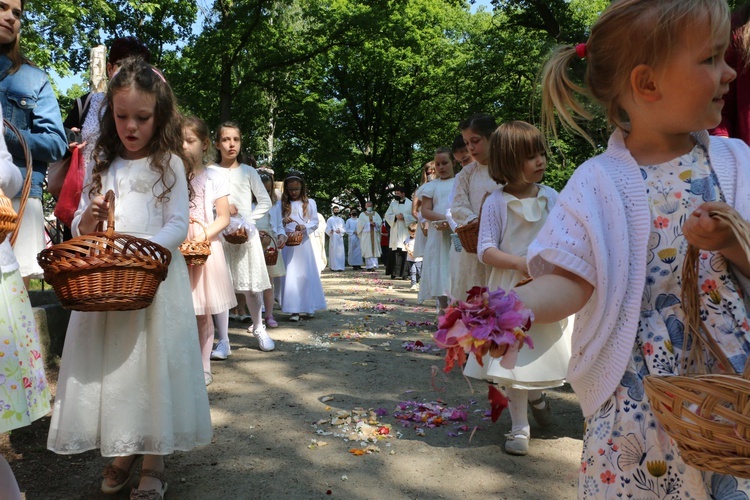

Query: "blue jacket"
left=0, top=55, right=67, bottom=198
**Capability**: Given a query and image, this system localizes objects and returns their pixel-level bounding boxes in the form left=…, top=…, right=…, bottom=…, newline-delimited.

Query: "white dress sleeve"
left=477, top=192, right=502, bottom=264
left=151, top=155, right=190, bottom=250
left=270, top=202, right=284, bottom=237
left=246, top=166, right=271, bottom=222
left=305, top=199, right=319, bottom=234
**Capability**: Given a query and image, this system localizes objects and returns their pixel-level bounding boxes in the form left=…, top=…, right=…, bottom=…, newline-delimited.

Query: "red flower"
left=581, top=462, right=587, bottom=473
left=654, top=216, right=669, bottom=229
left=23, top=377, right=31, bottom=389
left=612, top=444, right=619, bottom=452
left=600, top=470, right=616, bottom=484
left=674, top=192, right=682, bottom=199
left=701, top=279, right=718, bottom=293
left=488, top=385, right=508, bottom=423
left=643, top=343, right=654, bottom=356
left=598, top=448, right=605, bottom=455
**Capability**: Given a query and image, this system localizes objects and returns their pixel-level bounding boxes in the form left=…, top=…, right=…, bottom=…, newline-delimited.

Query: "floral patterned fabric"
left=0, top=267, right=50, bottom=433
left=580, top=145, right=750, bottom=499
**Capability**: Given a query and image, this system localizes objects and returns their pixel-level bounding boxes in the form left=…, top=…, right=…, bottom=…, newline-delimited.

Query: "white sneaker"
left=410, top=284, right=418, bottom=291
left=504, top=430, right=530, bottom=456
left=253, top=326, right=275, bottom=352
left=211, top=340, right=231, bottom=360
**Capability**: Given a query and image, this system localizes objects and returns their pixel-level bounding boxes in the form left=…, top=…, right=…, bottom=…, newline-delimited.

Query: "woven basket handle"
left=94, top=190, right=116, bottom=236
left=190, top=218, right=208, bottom=240
left=4, top=120, right=32, bottom=247
left=681, top=209, right=750, bottom=378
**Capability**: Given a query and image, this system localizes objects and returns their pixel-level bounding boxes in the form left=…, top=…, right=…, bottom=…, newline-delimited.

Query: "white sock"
left=528, top=390, right=545, bottom=409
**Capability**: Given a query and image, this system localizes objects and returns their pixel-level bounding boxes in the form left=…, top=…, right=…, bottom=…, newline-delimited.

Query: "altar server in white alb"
left=325, top=207, right=346, bottom=271
left=384, top=186, right=415, bottom=279
left=357, top=201, right=382, bottom=271
left=345, top=208, right=363, bottom=270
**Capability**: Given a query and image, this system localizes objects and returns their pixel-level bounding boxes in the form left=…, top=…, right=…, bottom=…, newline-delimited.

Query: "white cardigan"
left=527, top=129, right=750, bottom=417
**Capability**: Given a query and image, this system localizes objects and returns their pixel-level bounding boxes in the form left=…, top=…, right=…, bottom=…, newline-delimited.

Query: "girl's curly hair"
left=89, top=56, right=188, bottom=203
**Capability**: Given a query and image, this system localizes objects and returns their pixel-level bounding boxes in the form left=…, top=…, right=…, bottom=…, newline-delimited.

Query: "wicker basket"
left=0, top=120, right=32, bottom=246
left=454, top=192, right=489, bottom=254
left=37, top=190, right=171, bottom=311
left=0, top=193, right=17, bottom=243
left=286, top=230, right=304, bottom=246
left=224, top=226, right=248, bottom=244
left=264, top=237, right=279, bottom=266
left=643, top=209, right=750, bottom=478
left=455, top=219, right=479, bottom=253
left=179, top=219, right=211, bottom=266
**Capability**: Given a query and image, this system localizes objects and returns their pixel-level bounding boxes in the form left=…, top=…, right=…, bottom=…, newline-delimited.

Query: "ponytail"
left=540, top=45, right=594, bottom=147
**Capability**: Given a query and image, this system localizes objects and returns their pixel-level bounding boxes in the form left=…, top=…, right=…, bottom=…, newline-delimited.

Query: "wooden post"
left=90, top=45, right=107, bottom=92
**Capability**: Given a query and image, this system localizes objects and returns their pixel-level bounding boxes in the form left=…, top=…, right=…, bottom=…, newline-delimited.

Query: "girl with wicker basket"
left=46, top=57, right=211, bottom=499
left=182, top=116, right=236, bottom=386
left=509, top=0, right=750, bottom=496
left=0, top=111, right=51, bottom=500
left=463, top=121, right=572, bottom=457
left=448, top=114, right=499, bottom=302
left=209, top=122, right=275, bottom=353
left=255, top=167, right=287, bottom=328
left=278, top=172, right=326, bottom=321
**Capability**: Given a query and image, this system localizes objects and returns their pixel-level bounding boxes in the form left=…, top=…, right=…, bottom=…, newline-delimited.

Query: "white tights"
left=507, top=387, right=543, bottom=435
left=238, top=291, right=263, bottom=330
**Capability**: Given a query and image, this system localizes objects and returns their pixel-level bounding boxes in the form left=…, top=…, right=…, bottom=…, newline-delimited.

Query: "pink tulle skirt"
left=187, top=225, right=237, bottom=315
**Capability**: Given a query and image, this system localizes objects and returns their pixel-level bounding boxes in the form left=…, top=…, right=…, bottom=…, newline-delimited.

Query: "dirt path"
left=3, top=269, right=584, bottom=499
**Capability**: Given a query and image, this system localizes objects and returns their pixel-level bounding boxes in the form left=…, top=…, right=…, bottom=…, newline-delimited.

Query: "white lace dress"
left=211, top=164, right=272, bottom=293
left=47, top=156, right=212, bottom=456
left=448, top=161, right=499, bottom=300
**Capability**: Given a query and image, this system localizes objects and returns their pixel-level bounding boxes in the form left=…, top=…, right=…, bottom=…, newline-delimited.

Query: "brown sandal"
left=101, top=455, right=141, bottom=494
left=130, top=469, right=168, bottom=500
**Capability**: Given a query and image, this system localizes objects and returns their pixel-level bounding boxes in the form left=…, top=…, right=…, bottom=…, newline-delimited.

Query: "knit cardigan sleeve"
left=450, top=162, right=478, bottom=226
left=527, top=130, right=649, bottom=417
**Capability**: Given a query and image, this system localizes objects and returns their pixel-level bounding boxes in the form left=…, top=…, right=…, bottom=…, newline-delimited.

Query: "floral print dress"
left=579, top=144, right=750, bottom=499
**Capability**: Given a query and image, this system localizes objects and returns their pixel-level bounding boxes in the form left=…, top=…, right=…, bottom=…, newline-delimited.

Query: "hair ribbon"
left=575, top=43, right=587, bottom=59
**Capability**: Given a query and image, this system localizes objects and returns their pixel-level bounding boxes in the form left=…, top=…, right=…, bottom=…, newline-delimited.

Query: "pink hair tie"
left=575, top=43, right=587, bottom=59
left=151, top=67, right=167, bottom=83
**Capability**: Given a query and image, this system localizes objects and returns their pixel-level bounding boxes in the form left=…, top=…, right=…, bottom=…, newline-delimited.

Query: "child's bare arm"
left=482, top=247, right=528, bottom=276
left=683, top=202, right=750, bottom=277
left=514, top=266, right=594, bottom=324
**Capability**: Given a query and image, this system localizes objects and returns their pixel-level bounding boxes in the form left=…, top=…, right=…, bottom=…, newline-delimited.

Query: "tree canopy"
left=25, top=0, right=741, bottom=214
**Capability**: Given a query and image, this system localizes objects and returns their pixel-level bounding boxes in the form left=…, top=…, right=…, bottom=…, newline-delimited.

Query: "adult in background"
left=380, top=219, right=390, bottom=269
left=384, top=186, right=415, bottom=280
left=345, top=207, right=362, bottom=270
left=357, top=200, right=381, bottom=271
left=1, top=0, right=66, bottom=281
left=310, top=211, right=327, bottom=274
left=325, top=206, right=345, bottom=271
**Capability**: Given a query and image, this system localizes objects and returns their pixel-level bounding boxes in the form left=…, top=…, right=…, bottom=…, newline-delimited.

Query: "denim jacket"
left=0, top=55, right=67, bottom=198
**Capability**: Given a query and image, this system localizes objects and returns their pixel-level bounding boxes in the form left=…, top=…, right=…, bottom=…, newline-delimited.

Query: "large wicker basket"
left=643, top=209, right=750, bottom=478
left=37, top=190, right=171, bottom=311
left=0, top=120, right=32, bottom=246
left=179, top=219, right=211, bottom=266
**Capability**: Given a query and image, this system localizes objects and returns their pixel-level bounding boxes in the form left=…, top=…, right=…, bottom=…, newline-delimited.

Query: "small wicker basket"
left=224, top=226, right=248, bottom=244
left=0, top=193, right=17, bottom=243
left=264, top=237, right=278, bottom=266
left=454, top=192, right=489, bottom=254
left=643, top=209, right=750, bottom=478
left=285, top=230, right=304, bottom=246
left=179, top=219, right=211, bottom=266
left=37, top=190, right=171, bottom=311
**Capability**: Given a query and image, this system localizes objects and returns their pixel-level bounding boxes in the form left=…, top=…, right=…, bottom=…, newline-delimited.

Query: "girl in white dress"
left=278, top=173, right=327, bottom=321
left=47, top=57, right=211, bottom=499
left=418, top=147, right=455, bottom=312
left=209, top=123, right=275, bottom=353
left=464, top=121, right=572, bottom=457
left=255, top=168, right=287, bottom=328
left=448, top=114, right=500, bottom=300
left=412, top=161, right=435, bottom=261
left=182, top=116, right=236, bottom=386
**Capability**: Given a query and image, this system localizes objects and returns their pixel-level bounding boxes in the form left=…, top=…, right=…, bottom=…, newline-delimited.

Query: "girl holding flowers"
left=516, top=0, right=750, bottom=496
left=463, top=121, right=572, bottom=456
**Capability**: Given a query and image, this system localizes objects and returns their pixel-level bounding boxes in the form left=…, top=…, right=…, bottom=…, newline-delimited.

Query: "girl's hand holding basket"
left=434, top=286, right=534, bottom=373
